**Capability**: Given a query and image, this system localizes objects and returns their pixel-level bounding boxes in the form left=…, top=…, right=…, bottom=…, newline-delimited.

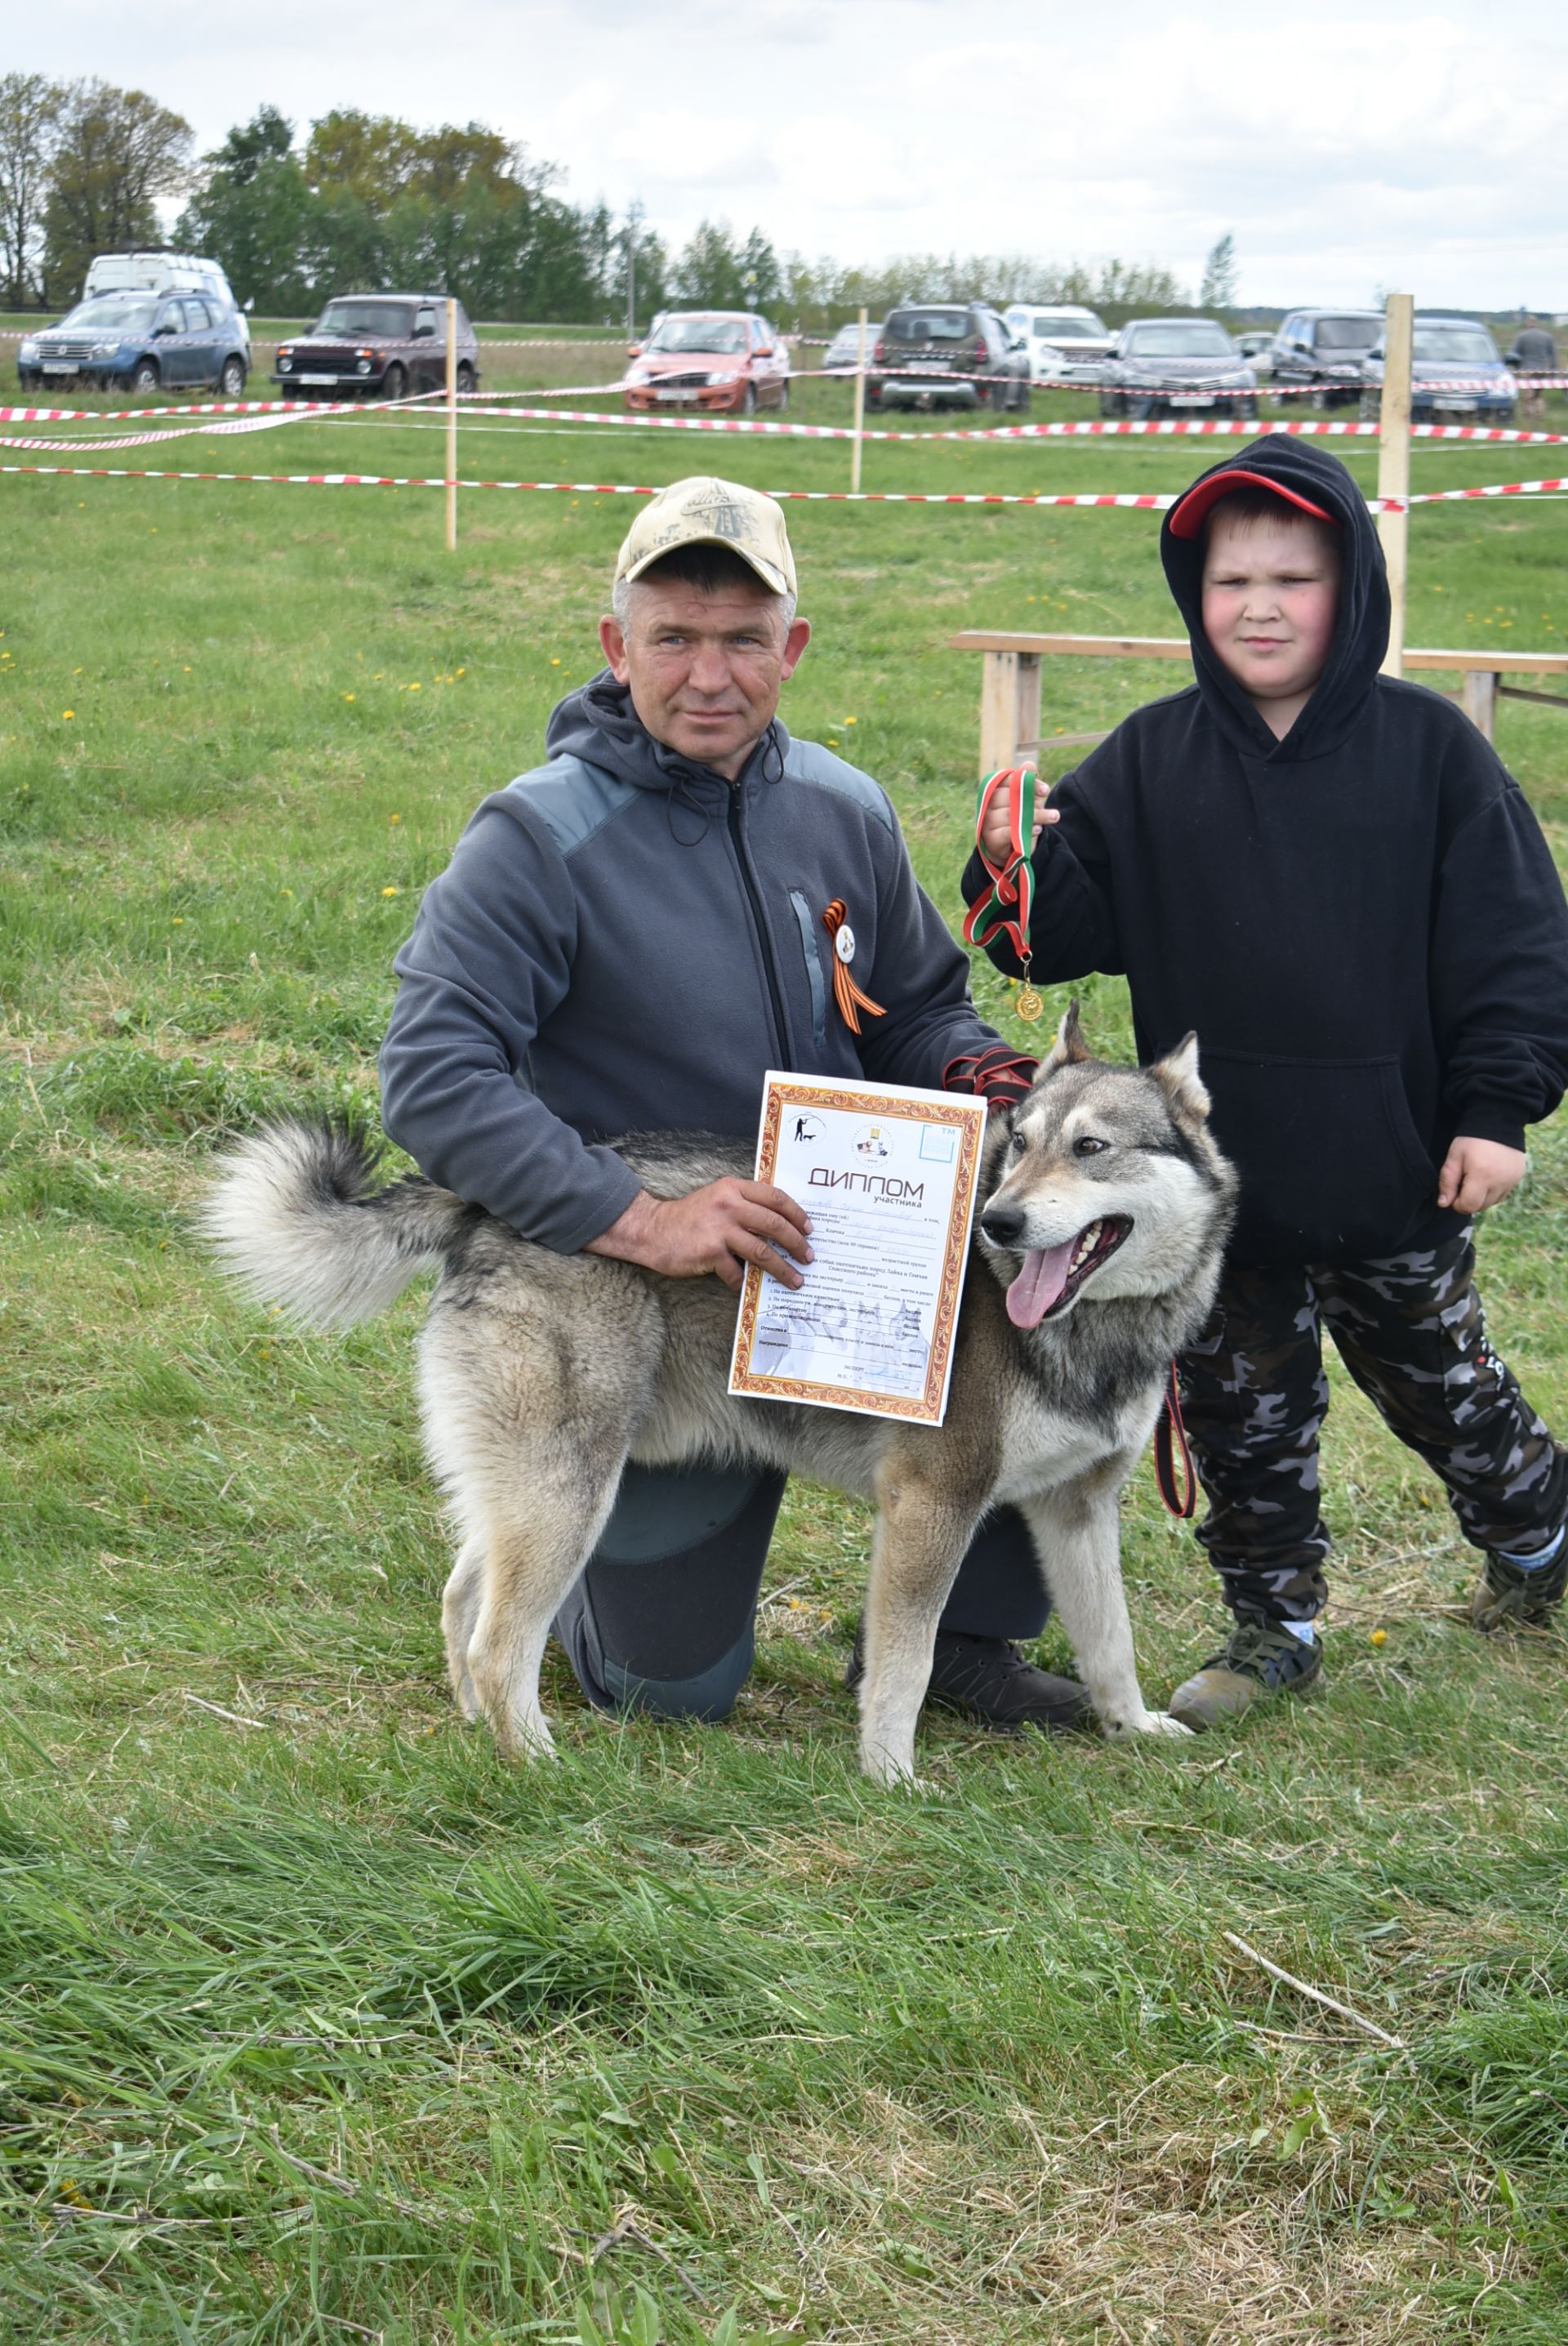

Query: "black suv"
left=865, top=306, right=1030, bottom=413
left=1268, top=310, right=1383, bottom=406
left=273, top=294, right=481, bottom=399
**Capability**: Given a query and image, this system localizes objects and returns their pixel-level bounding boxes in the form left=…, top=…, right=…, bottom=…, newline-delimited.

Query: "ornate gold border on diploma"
left=728, top=1082, right=987, bottom=1425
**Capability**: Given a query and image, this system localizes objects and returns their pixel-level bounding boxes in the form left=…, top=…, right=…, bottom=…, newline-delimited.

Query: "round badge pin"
left=835, top=924, right=857, bottom=964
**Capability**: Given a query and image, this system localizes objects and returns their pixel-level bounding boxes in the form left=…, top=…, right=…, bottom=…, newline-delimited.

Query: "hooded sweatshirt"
left=964, top=435, right=1568, bottom=1264
left=381, top=675, right=1002, bottom=1251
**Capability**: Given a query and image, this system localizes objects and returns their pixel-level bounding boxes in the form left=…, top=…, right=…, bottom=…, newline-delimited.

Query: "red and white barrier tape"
left=345, top=400, right=1568, bottom=453
left=11, top=451, right=1568, bottom=511
left=1407, top=475, right=1568, bottom=505
left=0, top=383, right=622, bottom=427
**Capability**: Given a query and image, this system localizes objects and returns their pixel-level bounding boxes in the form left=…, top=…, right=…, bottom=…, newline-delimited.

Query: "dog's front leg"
left=861, top=1466, right=982, bottom=1786
left=1022, top=1475, right=1190, bottom=1739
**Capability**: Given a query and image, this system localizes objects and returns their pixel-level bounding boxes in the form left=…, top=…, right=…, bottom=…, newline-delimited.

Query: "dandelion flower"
left=172, top=917, right=184, bottom=925
left=844, top=716, right=858, bottom=725
left=550, top=658, right=561, bottom=667
left=409, top=682, right=421, bottom=692
left=62, top=710, right=74, bottom=720
left=342, top=692, right=356, bottom=702
left=382, top=886, right=400, bottom=899
left=390, top=814, right=402, bottom=824
left=1370, top=1629, right=1387, bottom=1647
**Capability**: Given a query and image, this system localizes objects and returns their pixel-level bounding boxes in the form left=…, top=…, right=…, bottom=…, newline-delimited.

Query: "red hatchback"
left=623, top=312, right=791, bottom=416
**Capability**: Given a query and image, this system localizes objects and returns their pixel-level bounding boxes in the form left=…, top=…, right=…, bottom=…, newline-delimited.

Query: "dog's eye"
left=1074, top=1135, right=1110, bottom=1157
left=1006, top=1128, right=1025, bottom=1154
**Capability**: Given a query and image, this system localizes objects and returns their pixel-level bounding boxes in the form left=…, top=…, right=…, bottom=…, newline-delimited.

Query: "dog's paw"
left=861, top=1742, right=930, bottom=1791
left=1102, top=1708, right=1195, bottom=1741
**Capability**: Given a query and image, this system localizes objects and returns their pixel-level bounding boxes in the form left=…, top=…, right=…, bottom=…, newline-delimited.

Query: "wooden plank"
left=948, top=630, right=1568, bottom=677
left=949, top=630, right=1191, bottom=659
left=1376, top=292, right=1414, bottom=679
left=1020, top=732, right=1111, bottom=752
left=1498, top=685, right=1568, bottom=711
left=1404, top=648, right=1568, bottom=676
left=978, top=651, right=1022, bottom=777
left=1460, top=667, right=1497, bottom=743
left=1016, top=653, right=1041, bottom=761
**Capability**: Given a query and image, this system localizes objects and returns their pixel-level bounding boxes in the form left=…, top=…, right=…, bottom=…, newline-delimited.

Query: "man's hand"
left=1437, top=1136, right=1528, bottom=1215
left=586, top=1180, right=813, bottom=1293
left=979, top=796, right=1058, bottom=863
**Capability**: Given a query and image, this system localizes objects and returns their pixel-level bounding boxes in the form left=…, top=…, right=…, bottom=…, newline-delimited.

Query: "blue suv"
left=1360, top=315, right=1516, bottom=424
left=17, top=292, right=249, bottom=396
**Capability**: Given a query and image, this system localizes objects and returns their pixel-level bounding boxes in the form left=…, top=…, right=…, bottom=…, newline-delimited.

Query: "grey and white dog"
left=203, top=1008, right=1236, bottom=1784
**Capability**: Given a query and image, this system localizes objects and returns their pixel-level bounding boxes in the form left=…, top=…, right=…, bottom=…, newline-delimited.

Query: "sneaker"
left=1168, top=1616, right=1322, bottom=1731
left=846, top=1623, right=1094, bottom=1733
left=1470, top=1536, right=1568, bottom=1633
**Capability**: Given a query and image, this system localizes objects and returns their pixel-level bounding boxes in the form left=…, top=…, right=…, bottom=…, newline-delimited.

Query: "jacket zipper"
left=727, top=782, right=792, bottom=1061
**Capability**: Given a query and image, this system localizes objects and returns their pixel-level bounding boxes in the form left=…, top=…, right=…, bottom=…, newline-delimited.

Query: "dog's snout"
left=980, top=1204, right=1027, bottom=1248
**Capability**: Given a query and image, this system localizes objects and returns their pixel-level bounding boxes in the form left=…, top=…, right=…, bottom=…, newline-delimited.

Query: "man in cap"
left=381, top=474, right=1085, bottom=1733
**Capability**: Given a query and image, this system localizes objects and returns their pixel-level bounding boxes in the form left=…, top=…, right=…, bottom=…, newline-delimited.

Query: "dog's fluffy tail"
left=201, top=1121, right=469, bottom=1329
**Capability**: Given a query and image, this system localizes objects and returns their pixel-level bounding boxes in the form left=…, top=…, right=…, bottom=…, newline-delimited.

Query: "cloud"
left=9, top=0, right=1566, bottom=305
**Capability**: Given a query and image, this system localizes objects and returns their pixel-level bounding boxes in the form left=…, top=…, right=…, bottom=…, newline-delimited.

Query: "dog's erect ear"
left=1046, top=997, right=1091, bottom=1071
left=1152, top=1032, right=1210, bottom=1125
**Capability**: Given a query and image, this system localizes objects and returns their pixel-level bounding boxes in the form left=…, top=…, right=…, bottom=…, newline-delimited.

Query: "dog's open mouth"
left=1006, top=1216, right=1131, bottom=1329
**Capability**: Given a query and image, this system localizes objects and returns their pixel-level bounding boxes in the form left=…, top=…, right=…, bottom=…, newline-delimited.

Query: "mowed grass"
left=4, top=379, right=1568, bottom=2344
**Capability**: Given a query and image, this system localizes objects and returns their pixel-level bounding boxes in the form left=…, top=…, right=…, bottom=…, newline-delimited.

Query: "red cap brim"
left=1167, top=468, right=1339, bottom=540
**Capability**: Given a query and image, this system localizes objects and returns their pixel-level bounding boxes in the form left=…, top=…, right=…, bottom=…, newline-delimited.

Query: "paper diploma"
left=728, top=1073, right=989, bottom=1425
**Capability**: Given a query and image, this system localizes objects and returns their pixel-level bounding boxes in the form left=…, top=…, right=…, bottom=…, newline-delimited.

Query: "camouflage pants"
left=1176, top=1228, right=1568, bottom=1625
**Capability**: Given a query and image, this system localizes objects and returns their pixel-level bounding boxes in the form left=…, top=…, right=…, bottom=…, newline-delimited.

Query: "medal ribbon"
left=822, top=899, right=886, bottom=1036
left=962, top=765, right=1044, bottom=963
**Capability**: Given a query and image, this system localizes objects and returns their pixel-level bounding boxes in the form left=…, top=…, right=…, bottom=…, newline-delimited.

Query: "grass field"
left=4, top=362, right=1568, bottom=2344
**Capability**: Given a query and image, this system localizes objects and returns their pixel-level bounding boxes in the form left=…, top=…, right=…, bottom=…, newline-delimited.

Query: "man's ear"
left=780, top=614, right=811, bottom=680
left=1047, top=997, right=1091, bottom=1070
left=599, top=614, right=630, bottom=683
left=1152, top=1032, right=1211, bottom=1123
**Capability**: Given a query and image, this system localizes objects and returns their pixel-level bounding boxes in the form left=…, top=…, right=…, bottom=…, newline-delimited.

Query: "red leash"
left=1154, top=1363, right=1197, bottom=1519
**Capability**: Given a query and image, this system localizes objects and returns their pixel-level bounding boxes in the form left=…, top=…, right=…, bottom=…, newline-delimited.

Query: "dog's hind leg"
left=861, top=1461, right=985, bottom=1786
left=465, top=1461, right=626, bottom=1763
left=1021, top=1473, right=1190, bottom=1739
left=442, top=1532, right=486, bottom=1721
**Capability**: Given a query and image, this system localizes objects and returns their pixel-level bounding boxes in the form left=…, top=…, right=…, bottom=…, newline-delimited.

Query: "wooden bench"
left=950, top=630, right=1568, bottom=774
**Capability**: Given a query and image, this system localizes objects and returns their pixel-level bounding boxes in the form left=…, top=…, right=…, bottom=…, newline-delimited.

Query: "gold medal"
left=1015, top=985, right=1044, bottom=1024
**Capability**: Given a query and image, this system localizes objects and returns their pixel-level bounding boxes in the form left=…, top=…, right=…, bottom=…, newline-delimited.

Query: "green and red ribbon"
left=963, top=765, right=1045, bottom=963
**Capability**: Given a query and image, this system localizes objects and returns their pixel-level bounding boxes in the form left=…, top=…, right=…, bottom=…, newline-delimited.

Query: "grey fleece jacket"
left=380, top=673, right=1003, bottom=1251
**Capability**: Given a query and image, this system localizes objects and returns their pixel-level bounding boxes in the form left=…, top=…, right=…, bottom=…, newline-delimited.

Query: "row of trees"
left=0, top=74, right=1223, bottom=328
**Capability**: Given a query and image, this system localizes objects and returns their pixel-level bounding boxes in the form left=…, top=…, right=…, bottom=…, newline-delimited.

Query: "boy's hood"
left=1159, top=435, right=1391, bottom=762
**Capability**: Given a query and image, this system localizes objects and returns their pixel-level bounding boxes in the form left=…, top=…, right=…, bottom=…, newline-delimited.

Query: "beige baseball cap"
left=614, top=475, right=796, bottom=597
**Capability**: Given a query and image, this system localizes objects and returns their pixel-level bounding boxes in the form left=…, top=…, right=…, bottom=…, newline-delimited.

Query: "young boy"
left=967, top=437, right=1568, bottom=1726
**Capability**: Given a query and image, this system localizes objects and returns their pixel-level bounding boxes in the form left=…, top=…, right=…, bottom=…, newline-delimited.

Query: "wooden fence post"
left=1377, top=292, right=1413, bottom=678
left=445, top=297, right=458, bottom=553
left=850, top=306, right=867, bottom=495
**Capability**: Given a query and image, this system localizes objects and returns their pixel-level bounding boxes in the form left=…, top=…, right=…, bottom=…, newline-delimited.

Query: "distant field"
left=3, top=393, right=1568, bottom=2343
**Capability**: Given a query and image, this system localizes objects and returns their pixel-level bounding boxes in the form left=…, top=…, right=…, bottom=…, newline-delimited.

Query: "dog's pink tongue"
left=1006, top=1242, right=1076, bottom=1329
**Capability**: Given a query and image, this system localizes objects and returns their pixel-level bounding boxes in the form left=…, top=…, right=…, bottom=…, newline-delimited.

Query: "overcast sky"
left=17, top=0, right=1568, bottom=310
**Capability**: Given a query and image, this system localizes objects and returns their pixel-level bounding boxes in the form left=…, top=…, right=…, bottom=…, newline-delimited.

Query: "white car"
left=1002, top=304, right=1114, bottom=385
left=82, top=252, right=249, bottom=354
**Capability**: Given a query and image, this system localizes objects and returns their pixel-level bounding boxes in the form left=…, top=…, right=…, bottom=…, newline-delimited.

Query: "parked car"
left=1098, top=318, right=1258, bottom=418
left=866, top=305, right=1030, bottom=413
left=1232, top=329, right=1275, bottom=369
left=1002, top=303, right=1113, bottom=385
left=273, top=295, right=480, bottom=399
left=1268, top=309, right=1382, bottom=406
left=822, top=318, right=884, bottom=372
left=16, top=291, right=248, bottom=395
left=623, top=312, right=791, bottom=414
left=1360, top=315, right=1517, bottom=423
left=82, top=250, right=249, bottom=354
